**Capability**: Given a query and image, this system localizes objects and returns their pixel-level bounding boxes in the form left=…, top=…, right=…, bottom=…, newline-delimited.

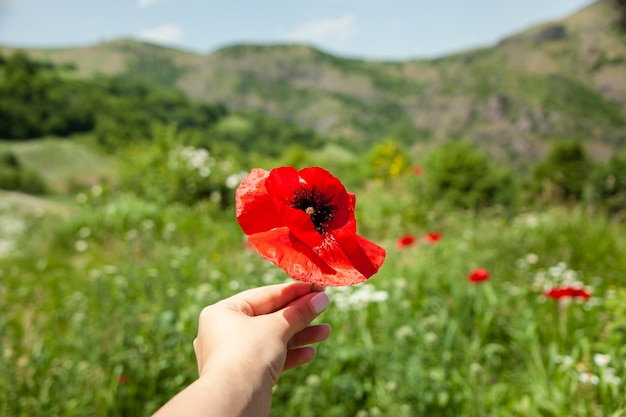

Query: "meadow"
left=1, top=136, right=625, bottom=417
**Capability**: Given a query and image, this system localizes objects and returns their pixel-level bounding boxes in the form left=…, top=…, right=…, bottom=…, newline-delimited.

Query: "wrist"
left=197, top=356, right=274, bottom=416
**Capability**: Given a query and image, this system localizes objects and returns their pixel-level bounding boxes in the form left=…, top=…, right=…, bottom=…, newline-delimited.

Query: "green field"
left=1, top=139, right=625, bottom=416
left=0, top=135, right=118, bottom=193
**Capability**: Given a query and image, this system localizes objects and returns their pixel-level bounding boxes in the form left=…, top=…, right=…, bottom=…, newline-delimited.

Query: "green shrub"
left=424, top=140, right=517, bottom=209
left=18, top=169, right=48, bottom=194
left=0, top=151, right=19, bottom=168
left=529, top=140, right=592, bottom=203
left=0, top=151, right=47, bottom=194
left=0, top=166, right=21, bottom=190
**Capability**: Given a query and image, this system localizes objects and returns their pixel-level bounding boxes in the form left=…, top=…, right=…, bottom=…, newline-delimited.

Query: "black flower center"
left=291, top=186, right=337, bottom=234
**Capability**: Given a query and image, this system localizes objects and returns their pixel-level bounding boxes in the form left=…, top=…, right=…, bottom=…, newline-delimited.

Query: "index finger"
left=222, top=282, right=324, bottom=316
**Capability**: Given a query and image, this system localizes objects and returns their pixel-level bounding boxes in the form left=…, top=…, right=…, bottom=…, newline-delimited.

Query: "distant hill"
left=2, top=0, right=625, bottom=167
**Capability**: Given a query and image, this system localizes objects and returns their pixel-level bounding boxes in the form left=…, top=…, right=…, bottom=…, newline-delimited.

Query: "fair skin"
left=152, top=282, right=331, bottom=417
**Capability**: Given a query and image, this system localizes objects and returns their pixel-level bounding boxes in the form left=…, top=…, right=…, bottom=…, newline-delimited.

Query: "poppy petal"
left=282, top=205, right=324, bottom=247
left=332, top=234, right=386, bottom=280
left=265, top=166, right=302, bottom=201
left=247, top=229, right=385, bottom=286
left=236, top=168, right=283, bottom=235
left=247, top=228, right=337, bottom=282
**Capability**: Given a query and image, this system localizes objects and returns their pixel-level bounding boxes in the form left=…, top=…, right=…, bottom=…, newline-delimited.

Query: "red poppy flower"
left=236, top=166, right=386, bottom=286
left=468, top=267, right=489, bottom=283
left=412, top=166, right=423, bottom=176
left=396, top=234, right=416, bottom=249
left=544, top=286, right=591, bottom=301
left=423, top=232, right=442, bottom=243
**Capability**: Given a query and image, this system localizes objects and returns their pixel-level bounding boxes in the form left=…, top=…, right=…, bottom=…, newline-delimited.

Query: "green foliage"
left=92, top=77, right=227, bottom=150
left=208, top=113, right=326, bottom=158
left=424, top=140, right=517, bottom=210
left=0, top=51, right=227, bottom=147
left=2, top=183, right=625, bottom=416
left=0, top=52, right=95, bottom=139
left=530, top=141, right=592, bottom=203
left=119, top=124, right=245, bottom=206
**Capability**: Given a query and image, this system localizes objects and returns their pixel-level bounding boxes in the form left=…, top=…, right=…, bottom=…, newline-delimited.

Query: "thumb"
left=276, top=290, right=330, bottom=341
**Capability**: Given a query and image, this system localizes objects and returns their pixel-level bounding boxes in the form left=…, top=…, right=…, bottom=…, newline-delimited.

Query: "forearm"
left=152, top=365, right=272, bottom=417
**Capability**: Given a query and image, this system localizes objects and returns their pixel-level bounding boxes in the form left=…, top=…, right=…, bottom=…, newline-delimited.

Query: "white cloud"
left=137, top=0, right=158, bottom=8
left=136, top=24, right=183, bottom=44
left=286, top=14, right=356, bottom=43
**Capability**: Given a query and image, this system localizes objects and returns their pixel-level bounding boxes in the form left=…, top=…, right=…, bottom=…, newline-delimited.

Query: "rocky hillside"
left=2, top=0, right=625, bottom=165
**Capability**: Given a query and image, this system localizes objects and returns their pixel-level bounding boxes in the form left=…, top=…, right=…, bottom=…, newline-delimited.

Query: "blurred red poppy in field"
left=468, top=267, right=490, bottom=283
left=236, top=166, right=386, bottom=286
left=412, top=166, right=423, bottom=176
left=396, top=234, right=416, bottom=248
left=423, top=232, right=442, bottom=243
left=118, top=375, right=128, bottom=385
left=544, top=286, right=591, bottom=301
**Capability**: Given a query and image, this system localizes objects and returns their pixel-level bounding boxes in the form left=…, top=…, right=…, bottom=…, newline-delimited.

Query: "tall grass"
left=1, top=176, right=625, bottom=416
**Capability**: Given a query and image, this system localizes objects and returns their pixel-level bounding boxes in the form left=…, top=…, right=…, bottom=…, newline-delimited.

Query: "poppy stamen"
left=292, top=186, right=337, bottom=234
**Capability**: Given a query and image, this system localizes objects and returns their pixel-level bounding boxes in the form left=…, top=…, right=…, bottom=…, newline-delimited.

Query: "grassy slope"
left=0, top=135, right=118, bottom=193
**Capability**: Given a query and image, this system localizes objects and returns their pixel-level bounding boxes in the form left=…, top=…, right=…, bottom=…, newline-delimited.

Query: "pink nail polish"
left=310, top=292, right=330, bottom=314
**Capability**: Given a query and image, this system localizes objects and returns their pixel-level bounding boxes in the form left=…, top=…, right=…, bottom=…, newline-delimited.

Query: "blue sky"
left=0, top=0, right=595, bottom=60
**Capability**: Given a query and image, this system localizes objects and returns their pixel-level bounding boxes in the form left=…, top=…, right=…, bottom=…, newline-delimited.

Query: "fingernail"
left=310, top=292, right=330, bottom=314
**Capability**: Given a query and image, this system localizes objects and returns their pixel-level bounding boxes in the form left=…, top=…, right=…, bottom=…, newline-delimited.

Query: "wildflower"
left=118, top=375, right=128, bottom=385
left=74, top=240, right=88, bottom=252
left=327, top=283, right=388, bottom=311
left=468, top=267, right=489, bottom=283
left=396, top=234, right=416, bottom=248
left=593, top=353, right=611, bottom=367
left=412, top=166, right=423, bottom=176
left=395, top=325, right=413, bottom=340
left=604, top=368, right=622, bottom=386
left=422, top=232, right=442, bottom=243
left=554, top=354, right=574, bottom=367
left=544, top=286, right=591, bottom=301
left=235, top=166, right=386, bottom=286
left=579, top=372, right=600, bottom=385
left=225, top=171, right=248, bottom=189
left=424, top=332, right=438, bottom=343
left=525, top=253, right=539, bottom=264
left=306, top=374, right=321, bottom=387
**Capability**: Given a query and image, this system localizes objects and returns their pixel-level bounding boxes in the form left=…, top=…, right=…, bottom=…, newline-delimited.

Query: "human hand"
left=193, top=282, right=331, bottom=386
left=152, top=282, right=331, bottom=417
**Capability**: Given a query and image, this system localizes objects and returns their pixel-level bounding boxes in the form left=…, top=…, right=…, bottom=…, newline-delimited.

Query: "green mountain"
left=2, top=0, right=625, bottom=165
